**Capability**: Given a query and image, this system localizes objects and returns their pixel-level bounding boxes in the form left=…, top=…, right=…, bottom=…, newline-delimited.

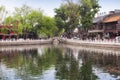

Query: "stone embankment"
left=1, top=38, right=120, bottom=48
left=62, top=38, right=120, bottom=49
left=0, top=39, right=52, bottom=46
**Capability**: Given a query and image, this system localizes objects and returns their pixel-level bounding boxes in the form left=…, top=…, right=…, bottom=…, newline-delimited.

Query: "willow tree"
left=14, top=4, right=32, bottom=39
left=0, top=6, right=8, bottom=35
left=4, top=16, right=14, bottom=35
left=0, top=6, right=7, bottom=23
left=26, top=10, right=43, bottom=38
left=38, top=16, right=58, bottom=38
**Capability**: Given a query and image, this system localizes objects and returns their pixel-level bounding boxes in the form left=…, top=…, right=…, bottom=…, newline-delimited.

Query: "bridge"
left=51, top=37, right=63, bottom=44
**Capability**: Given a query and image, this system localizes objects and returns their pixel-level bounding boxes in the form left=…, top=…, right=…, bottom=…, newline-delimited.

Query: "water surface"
left=0, top=45, right=120, bottom=80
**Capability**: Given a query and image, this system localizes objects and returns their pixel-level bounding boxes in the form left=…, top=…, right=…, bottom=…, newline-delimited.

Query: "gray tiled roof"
left=93, top=15, right=107, bottom=23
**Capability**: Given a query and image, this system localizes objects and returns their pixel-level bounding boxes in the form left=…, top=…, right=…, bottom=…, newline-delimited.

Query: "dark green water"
left=0, top=45, right=120, bottom=80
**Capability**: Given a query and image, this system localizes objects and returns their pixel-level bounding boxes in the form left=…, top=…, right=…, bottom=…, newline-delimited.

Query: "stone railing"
left=0, top=39, right=52, bottom=46
left=62, top=38, right=120, bottom=46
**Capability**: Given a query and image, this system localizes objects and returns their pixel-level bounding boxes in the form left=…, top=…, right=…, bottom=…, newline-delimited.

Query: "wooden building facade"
left=88, top=10, right=120, bottom=40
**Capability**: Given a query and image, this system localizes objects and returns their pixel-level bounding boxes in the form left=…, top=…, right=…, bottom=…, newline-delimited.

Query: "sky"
left=0, top=0, right=63, bottom=17
left=0, top=0, right=120, bottom=17
left=99, top=0, right=120, bottom=15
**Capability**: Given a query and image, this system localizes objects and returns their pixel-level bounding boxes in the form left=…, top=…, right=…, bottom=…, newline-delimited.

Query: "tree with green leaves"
left=79, top=0, right=100, bottom=30
left=54, top=1, right=80, bottom=38
left=0, top=6, right=8, bottom=35
left=13, top=4, right=58, bottom=39
left=55, top=0, right=100, bottom=38
left=54, top=4, right=67, bottom=36
left=38, top=16, right=58, bottom=38
left=26, top=9, right=43, bottom=38
left=14, top=4, right=32, bottom=39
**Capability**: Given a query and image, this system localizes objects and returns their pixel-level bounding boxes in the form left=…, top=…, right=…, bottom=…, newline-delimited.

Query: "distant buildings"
left=0, top=25, right=18, bottom=40
left=88, top=10, right=120, bottom=40
left=0, top=20, right=18, bottom=40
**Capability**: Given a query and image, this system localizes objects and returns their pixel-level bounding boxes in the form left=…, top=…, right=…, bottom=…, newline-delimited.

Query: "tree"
left=65, top=0, right=80, bottom=31
left=12, top=14, right=23, bottom=34
left=14, top=4, right=32, bottom=39
left=26, top=9, right=43, bottom=38
left=54, top=0, right=80, bottom=38
left=54, top=4, right=67, bottom=32
left=79, top=0, right=100, bottom=30
left=4, top=16, right=14, bottom=35
left=38, top=16, right=58, bottom=38
left=0, top=6, right=7, bottom=24
left=5, top=16, right=14, bottom=25
left=54, top=17, right=65, bottom=36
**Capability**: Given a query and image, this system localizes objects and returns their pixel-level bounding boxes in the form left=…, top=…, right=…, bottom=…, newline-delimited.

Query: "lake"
left=0, top=45, right=120, bottom=80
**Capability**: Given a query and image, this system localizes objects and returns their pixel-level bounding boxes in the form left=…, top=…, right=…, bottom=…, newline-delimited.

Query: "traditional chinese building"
left=0, top=21, right=18, bottom=40
left=88, top=10, right=120, bottom=40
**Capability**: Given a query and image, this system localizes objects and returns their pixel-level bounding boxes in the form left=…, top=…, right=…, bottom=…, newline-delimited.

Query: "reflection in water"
left=78, top=49, right=120, bottom=75
left=55, top=48, right=97, bottom=80
left=0, top=45, right=120, bottom=80
left=0, top=49, right=42, bottom=80
left=55, top=48, right=81, bottom=80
